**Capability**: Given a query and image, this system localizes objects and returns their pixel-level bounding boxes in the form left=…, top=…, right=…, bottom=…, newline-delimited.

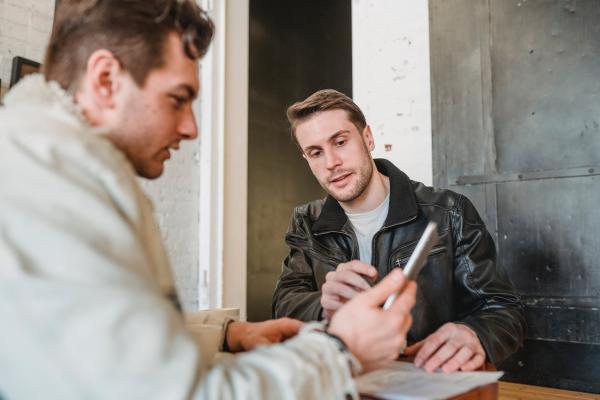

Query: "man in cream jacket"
left=0, top=1, right=416, bottom=399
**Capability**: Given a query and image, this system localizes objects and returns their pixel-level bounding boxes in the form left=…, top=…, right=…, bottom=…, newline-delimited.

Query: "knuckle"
left=442, top=322, right=455, bottom=332
left=445, top=343, right=458, bottom=353
left=428, top=356, right=441, bottom=366
left=338, top=262, right=350, bottom=271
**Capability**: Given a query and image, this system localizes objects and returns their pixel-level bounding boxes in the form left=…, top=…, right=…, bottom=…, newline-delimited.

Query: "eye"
left=170, top=95, right=187, bottom=109
left=308, top=150, right=322, bottom=159
left=335, top=138, right=347, bottom=147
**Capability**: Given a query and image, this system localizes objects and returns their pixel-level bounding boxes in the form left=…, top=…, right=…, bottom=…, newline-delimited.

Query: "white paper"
left=356, top=361, right=503, bottom=400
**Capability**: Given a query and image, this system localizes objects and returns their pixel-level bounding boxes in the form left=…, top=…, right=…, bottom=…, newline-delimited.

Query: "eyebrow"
left=303, top=130, right=350, bottom=153
left=173, top=84, right=198, bottom=100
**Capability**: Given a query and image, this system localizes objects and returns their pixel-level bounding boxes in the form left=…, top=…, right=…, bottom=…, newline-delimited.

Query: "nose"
left=324, top=148, right=342, bottom=170
left=178, top=106, right=198, bottom=140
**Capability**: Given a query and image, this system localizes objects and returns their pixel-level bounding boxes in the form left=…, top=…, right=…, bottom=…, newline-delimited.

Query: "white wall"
left=352, top=0, right=433, bottom=185
left=0, top=0, right=54, bottom=98
left=140, top=143, right=201, bottom=312
left=221, top=0, right=248, bottom=319
left=0, top=0, right=204, bottom=312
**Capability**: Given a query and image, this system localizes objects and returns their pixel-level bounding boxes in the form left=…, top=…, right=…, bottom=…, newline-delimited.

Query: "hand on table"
left=327, top=268, right=416, bottom=373
left=404, top=322, right=485, bottom=372
left=226, top=318, right=303, bottom=352
left=321, top=260, right=378, bottom=320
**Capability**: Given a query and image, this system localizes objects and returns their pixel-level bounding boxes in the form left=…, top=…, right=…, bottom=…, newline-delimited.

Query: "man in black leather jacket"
left=272, top=89, right=526, bottom=372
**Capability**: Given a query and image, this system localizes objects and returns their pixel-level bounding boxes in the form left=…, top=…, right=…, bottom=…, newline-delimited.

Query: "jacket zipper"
left=369, top=219, right=416, bottom=270
left=393, top=244, right=446, bottom=267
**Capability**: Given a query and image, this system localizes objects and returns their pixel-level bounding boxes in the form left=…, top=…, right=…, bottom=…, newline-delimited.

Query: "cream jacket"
left=0, top=75, right=358, bottom=399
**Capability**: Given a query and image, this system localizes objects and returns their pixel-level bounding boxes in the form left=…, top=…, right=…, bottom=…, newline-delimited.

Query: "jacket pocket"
left=305, top=247, right=349, bottom=269
left=390, top=244, right=447, bottom=269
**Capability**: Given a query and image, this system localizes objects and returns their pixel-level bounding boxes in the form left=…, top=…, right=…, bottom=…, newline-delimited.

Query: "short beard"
left=325, top=159, right=373, bottom=203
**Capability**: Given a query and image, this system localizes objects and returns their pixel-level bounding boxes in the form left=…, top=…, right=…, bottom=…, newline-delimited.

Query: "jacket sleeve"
left=272, top=208, right=324, bottom=321
left=451, top=195, right=527, bottom=364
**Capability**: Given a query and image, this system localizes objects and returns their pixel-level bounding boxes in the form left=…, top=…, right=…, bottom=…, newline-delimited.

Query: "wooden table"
left=395, top=381, right=600, bottom=400
left=391, top=381, right=600, bottom=400
left=373, top=358, right=600, bottom=400
left=498, top=382, right=600, bottom=400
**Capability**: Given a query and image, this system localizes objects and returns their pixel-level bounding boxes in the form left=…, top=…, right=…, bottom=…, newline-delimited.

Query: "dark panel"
left=499, top=340, right=600, bottom=394
left=430, top=0, right=600, bottom=392
left=524, top=300, right=600, bottom=344
left=497, top=177, right=600, bottom=303
left=430, top=0, right=495, bottom=188
left=247, top=0, right=352, bottom=321
left=491, top=0, right=600, bottom=173
left=448, top=184, right=499, bottom=242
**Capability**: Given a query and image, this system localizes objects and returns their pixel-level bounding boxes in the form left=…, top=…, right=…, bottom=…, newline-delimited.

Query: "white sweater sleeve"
left=0, top=99, right=358, bottom=400
left=0, top=258, right=358, bottom=399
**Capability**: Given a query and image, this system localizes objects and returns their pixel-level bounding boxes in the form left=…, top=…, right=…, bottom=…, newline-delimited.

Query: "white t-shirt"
left=345, top=192, right=390, bottom=264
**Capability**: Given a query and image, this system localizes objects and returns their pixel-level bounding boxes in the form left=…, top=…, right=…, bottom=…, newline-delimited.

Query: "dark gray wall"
left=247, top=0, right=352, bottom=322
left=430, top=0, right=600, bottom=393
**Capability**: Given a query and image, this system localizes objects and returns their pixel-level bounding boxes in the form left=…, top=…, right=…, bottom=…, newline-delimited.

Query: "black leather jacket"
left=272, top=159, right=526, bottom=363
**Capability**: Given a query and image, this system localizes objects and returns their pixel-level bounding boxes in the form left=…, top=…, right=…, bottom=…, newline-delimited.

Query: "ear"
left=362, top=125, right=375, bottom=152
left=82, top=49, right=124, bottom=109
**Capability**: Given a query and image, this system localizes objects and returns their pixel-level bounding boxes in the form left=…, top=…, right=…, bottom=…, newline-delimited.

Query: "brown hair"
left=43, top=0, right=214, bottom=91
left=286, top=89, right=367, bottom=147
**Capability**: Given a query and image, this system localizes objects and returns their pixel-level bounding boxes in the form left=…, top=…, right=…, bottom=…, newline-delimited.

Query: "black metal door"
left=430, top=0, right=600, bottom=393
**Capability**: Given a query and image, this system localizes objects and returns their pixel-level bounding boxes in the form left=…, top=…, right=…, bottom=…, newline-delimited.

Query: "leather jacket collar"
left=312, top=158, right=419, bottom=234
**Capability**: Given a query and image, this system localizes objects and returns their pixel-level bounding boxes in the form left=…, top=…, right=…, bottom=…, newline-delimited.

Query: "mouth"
left=162, top=143, right=180, bottom=160
left=329, top=172, right=352, bottom=185
left=161, top=148, right=171, bottom=160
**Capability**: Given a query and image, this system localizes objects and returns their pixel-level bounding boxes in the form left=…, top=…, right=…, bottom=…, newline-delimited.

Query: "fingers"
left=242, top=336, right=270, bottom=351
left=272, top=317, right=303, bottom=339
left=386, top=281, right=417, bottom=317
left=441, top=346, right=474, bottom=372
left=322, top=280, right=362, bottom=301
left=338, top=260, right=378, bottom=280
left=359, top=268, right=406, bottom=306
left=422, top=341, right=458, bottom=373
left=337, top=270, right=373, bottom=291
left=404, top=340, right=424, bottom=355
left=460, top=353, right=485, bottom=371
left=321, top=295, right=344, bottom=313
left=413, top=323, right=486, bottom=373
left=414, top=330, right=447, bottom=370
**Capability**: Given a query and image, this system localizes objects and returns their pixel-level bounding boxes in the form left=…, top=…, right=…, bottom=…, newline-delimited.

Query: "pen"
left=382, top=222, right=438, bottom=310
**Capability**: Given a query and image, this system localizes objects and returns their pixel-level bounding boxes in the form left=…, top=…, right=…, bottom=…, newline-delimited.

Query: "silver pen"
left=382, top=222, right=439, bottom=310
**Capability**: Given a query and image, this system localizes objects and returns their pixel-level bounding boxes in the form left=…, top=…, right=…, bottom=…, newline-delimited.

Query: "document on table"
left=356, top=361, right=503, bottom=400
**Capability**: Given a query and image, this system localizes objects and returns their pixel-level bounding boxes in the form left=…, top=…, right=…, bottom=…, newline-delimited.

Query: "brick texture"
left=0, top=0, right=202, bottom=311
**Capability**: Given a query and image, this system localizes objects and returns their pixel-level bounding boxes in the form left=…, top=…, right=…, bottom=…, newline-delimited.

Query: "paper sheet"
left=356, top=361, right=503, bottom=400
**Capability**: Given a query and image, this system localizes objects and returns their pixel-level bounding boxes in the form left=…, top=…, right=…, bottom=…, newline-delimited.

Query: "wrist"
left=325, top=320, right=352, bottom=353
left=322, top=326, right=361, bottom=377
left=225, top=321, right=245, bottom=353
left=323, top=330, right=348, bottom=352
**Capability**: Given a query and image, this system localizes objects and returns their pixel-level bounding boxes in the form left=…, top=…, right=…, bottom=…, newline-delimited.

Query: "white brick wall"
left=0, top=0, right=54, bottom=97
left=140, top=139, right=202, bottom=312
left=0, top=1, right=203, bottom=311
left=352, top=0, right=433, bottom=185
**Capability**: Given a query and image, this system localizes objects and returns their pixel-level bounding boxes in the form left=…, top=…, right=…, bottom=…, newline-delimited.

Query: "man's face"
left=108, top=33, right=199, bottom=179
left=295, top=109, right=374, bottom=203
